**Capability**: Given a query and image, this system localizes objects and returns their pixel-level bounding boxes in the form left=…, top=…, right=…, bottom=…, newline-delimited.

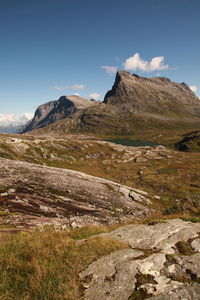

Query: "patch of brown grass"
left=0, top=229, right=127, bottom=300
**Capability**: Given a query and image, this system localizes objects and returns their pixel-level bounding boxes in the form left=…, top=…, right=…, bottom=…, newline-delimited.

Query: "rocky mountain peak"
left=18, top=95, right=98, bottom=134
left=58, top=95, right=97, bottom=109
left=104, top=70, right=199, bottom=109
left=103, top=71, right=141, bottom=101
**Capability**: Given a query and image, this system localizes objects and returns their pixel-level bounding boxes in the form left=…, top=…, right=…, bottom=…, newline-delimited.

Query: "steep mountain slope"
left=19, top=95, right=98, bottom=133
left=24, top=71, right=200, bottom=141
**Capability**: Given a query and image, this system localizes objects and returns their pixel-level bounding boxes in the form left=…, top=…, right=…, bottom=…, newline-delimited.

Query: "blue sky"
left=0, top=0, right=200, bottom=123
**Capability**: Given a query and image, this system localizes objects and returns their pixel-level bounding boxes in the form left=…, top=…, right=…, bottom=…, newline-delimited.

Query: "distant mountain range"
left=0, top=124, right=20, bottom=134
left=18, top=71, right=200, bottom=141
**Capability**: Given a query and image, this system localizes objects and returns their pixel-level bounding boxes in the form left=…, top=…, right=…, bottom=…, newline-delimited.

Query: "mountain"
left=18, top=95, right=99, bottom=134
left=104, top=71, right=200, bottom=114
left=22, top=71, right=200, bottom=141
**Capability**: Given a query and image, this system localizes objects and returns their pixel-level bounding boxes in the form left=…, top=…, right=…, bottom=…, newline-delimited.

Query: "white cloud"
left=53, top=85, right=68, bottom=91
left=70, top=84, right=85, bottom=90
left=73, top=93, right=80, bottom=96
left=53, top=84, right=85, bottom=91
left=23, top=113, right=34, bottom=120
left=124, top=53, right=169, bottom=72
left=89, top=93, right=101, bottom=99
left=189, top=85, right=198, bottom=93
left=101, top=65, right=117, bottom=75
left=0, top=113, right=34, bottom=126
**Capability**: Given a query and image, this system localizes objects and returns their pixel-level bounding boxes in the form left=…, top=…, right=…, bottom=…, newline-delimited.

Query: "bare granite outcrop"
left=80, top=219, right=200, bottom=300
left=0, top=158, right=153, bottom=229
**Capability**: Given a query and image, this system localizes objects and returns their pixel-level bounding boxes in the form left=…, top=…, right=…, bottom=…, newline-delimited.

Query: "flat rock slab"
left=80, top=219, right=200, bottom=300
left=102, top=219, right=200, bottom=254
left=148, top=284, right=200, bottom=300
left=0, top=158, right=152, bottom=229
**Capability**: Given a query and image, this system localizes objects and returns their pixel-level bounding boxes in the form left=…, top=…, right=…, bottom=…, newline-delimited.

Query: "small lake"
left=106, top=139, right=161, bottom=147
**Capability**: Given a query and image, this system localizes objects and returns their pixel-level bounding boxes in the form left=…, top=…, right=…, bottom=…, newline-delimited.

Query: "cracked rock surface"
left=80, top=219, right=200, bottom=300
left=0, top=158, right=152, bottom=229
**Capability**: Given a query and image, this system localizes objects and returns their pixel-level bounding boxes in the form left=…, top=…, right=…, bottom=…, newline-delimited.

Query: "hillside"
left=1, top=133, right=200, bottom=299
left=1, top=134, right=200, bottom=227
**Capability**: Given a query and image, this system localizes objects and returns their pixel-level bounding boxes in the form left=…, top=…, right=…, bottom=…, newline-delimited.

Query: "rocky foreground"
left=80, top=219, right=200, bottom=300
left=1, top=135, right=200, bottom=229
left=0, top=158, right=153, bottom=230
left=0, top=138, right=200, bottom=299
